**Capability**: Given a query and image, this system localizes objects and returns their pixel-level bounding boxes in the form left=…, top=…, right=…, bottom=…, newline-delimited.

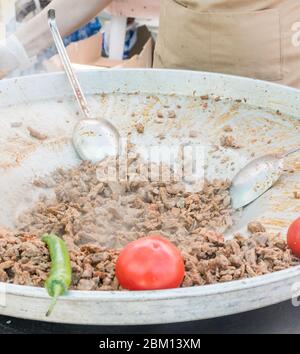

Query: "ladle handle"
left=48, top=9, right=91, bottom=119
left=282, top=147, right=300, bottom=158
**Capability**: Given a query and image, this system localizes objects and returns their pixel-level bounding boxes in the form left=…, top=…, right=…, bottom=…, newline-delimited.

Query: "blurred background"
left=0, top=0, right=161, bottom=74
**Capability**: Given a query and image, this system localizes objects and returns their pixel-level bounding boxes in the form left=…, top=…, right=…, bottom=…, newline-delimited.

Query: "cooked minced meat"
left=223, top=125, right=233, bottom=133
left=293, top=191, right=300, bottom=199
left=135, top=123, right=144, bottom=134
left=27, top=126, right=48, bottom=141
left=17, top=160, right=233, bottom=249
left=0, top=226, right=298, bottom=290
left=220, top=135, right=240, bottom=149
left=1, top=159, right=298, bottom=291
left=181, top=228, right=299, bottom=286
left=247, top=221, right=266, bottom=234
left=0, top=229, right=120, bottom=291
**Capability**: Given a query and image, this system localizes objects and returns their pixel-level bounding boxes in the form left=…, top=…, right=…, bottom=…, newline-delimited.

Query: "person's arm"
left=16, top=0, right=113, bottom=57
left=0, top=0, right=113, bottom=77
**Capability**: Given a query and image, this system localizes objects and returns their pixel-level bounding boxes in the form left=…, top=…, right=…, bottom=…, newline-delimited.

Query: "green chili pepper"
left=42, top=233, right=72, bottom=317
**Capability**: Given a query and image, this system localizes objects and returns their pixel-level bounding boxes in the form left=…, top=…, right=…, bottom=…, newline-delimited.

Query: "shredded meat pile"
left=181, top=227, right=299, bottom=286
left=0, top=159, right=298, bottom=291
left=17, top=160, right=233, bottom=249
left=0, top=228, right=119, bottom=291
left=220, top=135, right=240, bottom=149
left=0, top=224, right=298, bottom=291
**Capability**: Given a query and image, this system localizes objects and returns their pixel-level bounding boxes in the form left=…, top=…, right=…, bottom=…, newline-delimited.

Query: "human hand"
left=0, top=35, right=30, bottom=78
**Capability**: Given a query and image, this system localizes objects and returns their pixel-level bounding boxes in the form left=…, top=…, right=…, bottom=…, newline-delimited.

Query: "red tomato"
left=287, top=217, right=300, bottom=257
left=115, top=236, right=185, bottom=290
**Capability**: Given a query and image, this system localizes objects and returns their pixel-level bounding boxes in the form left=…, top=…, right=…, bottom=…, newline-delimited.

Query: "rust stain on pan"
left=262, top=218, right=290, bottom=228
left=0, top=137, right=71, bottom=170
left=270, top=199, right=300, bottom=213
left=212, top=103, right=241, bottom=127
left=292, top=162, right=300, bottom=171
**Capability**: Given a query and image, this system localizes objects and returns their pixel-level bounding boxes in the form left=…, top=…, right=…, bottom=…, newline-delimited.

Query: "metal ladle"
left=230, top=147, right=300, bottom=209
left=48, top=9, right=119, bottom=162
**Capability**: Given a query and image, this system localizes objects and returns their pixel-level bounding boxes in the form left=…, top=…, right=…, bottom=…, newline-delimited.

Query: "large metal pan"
left=0, top=69, right=300, bottom=325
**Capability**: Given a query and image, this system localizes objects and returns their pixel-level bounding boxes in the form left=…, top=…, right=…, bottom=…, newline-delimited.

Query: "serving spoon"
left=48, top=9, right=119, bottom=162
left=230, top=147, right=300, bottom=209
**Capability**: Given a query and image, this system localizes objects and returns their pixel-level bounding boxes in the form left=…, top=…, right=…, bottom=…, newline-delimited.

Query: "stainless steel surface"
left=0, top=69, right=300, bottom=324
left=0, top=300, right=299, bottom=333
left=48, top=9, right=119, bottom=162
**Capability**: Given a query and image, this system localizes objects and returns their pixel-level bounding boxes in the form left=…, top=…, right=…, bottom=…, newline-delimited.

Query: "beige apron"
left=154, top=0, right=300, bottom=88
